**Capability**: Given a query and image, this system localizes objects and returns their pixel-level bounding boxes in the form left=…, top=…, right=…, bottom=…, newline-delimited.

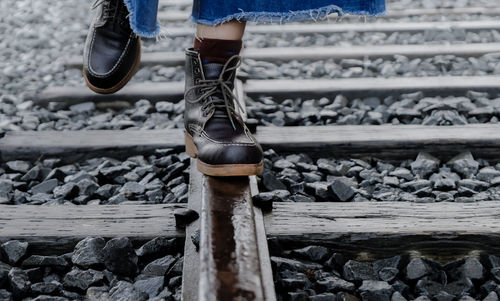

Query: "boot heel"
left=185, top=132, right=197, bottom=158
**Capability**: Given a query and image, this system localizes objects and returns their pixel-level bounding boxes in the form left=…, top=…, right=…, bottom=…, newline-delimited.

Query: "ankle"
left=193, top=37, right=242, bottom=64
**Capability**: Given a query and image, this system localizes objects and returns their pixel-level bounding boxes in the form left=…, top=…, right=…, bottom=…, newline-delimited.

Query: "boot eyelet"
left=194, top=67, right=200, bottom=74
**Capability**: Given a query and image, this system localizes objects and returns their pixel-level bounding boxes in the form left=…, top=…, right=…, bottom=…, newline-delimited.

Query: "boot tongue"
left=203, top=63, right=223, bottom=80
left=202, top=62, right=229, bottom=117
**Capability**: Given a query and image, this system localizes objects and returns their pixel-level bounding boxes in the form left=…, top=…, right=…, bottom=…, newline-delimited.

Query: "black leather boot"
left=184, top=49, right=263, bottom=177
left=83, top=0, right=141, bottom=94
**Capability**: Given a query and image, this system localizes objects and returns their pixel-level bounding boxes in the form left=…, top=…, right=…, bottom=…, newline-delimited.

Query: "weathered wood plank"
left=265, top=201, right=500, bottom=261
left=36, top=82, right=184, bottom=106
left=198, top=176, right=268, bottom=301
left=0, top=129, right=185, bottom=162
left=243, top=76, right=500, bottom=99
left=65, top=43, right=500, bottom=69
left=38, top=76, right=500, bottom=107
left=5, top=124, right=500, bottom=161
left=0, top=204, right=186, bottom=254
left=164, top=20, right=500, bottom=37
left=182, top=160, right=202, bottom=301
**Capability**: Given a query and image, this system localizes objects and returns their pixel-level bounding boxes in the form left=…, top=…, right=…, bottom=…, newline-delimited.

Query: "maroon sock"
left=193, top=37, right=242, bottom=64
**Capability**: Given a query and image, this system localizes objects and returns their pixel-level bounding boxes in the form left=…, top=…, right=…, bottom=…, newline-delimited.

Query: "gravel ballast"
left=0, top=149, right=190, bottom=205
left=255, top=149, right=500, bottom=203
left=271, top=242, right=500, bottom=301
left=3, top=91, right=500, bottom=133
left=0, top=237, right=183, bottom=300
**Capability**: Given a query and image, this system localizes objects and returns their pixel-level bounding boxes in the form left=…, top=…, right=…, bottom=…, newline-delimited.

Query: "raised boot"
left=184, top=48, right=263, bottom=176
left=83, top=0, right=141, bottom=94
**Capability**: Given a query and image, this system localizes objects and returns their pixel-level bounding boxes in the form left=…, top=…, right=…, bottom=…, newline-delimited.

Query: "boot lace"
left=185, top=55, right=245, bottom=130
left=92, top=0, right=129, bottom=25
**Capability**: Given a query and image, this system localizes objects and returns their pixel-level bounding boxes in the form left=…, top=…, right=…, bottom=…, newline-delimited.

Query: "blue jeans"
left=124, top=0, right=386, bottom=37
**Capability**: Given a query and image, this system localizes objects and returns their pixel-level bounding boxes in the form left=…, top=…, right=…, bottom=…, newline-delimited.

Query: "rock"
left=0, top=262, right=11, bottom=287
left=109, top=281, right=148, bottom=301
left=444, top=278, right=474, bottom=296
left=70, top=102, right=95, bottom=113
left=389, top=168, right=414, bottom=181
left=400, top=180, right=431, bottom=192
left=358, top=280, right=394, bottom=301
left=329, top=178, right=355, bottom=202
left=429, top=168, right=460, bottom=190
left=53, top=182, right=79, bottom=199
left=414, top=297, right=431, bottom=301
left=261, top=170, right=287, bottom=190
left=337, top=292, right=361, bottom=301
left=316, top=276, right=355, bottom=293
left=391, top=291, right=407, bottom=301
left=0, top=290, right=12, bottom=301
left=433, top=291, right=455, bottom=301
left=291, top=246, right=330, bottom=263
left=274, top=159, right=295, bottom=170
left=253, top=191, right=285, bottom=211
left=477, top=167, right=500, bottom=183
left=22, top=255, right=69, bottom=269
left=134, top=276, right=164, bottom=298
left=306, top=182, right=331, bottom=200
left=416, top=277, right=443, bottom=296
left=86, top=286, right=110, bottom=301
left=406, top=258, right=438, bottom=280
left=165, top=257, right=183, bottom=278
left=458, top=179, right=489, bottom=192
left=288, top=291, right=308, bottom=301
left=63, top=268, right=104, bottom=291
left=343, top=260, right=378, bottom=281
left=21, top=165, right=41, bottom=181
left=447, top=152, right=479, bottom=178
left=30, top=281, right=61, bottom=295
left=8, top=267, right=31, bottom=299
left=378, top=268, right=399, bottom=282
left=411, top=152, right=440, bottom=178
left=77, top=179, right=99, bottom=196
left=72, top=237, right=105, bottom=268
left=458, top=258, right=484, bottom=281
left=6, top=161, right=31, bottom=173
left=271, top=256, right=322, bottom=273
left=103, top=237, right=138, bottom=277
left=480, top=280, right=498, bottom=296
left=373, top=256, right=403, bottom=274
left=174, top=209, right=199, bottom=228
left=136, top=237, right=177, bottom=259
left=484, top=292, right=499, bottom=301
left=1, top=240, right=28, bottom=265
left=310, top=293, right=336, bottom=301
left=142, top=255, right=177, bottom=277
left=31, top=179, right=59, bottom=194
left=32, top=296, right=69, bottom=301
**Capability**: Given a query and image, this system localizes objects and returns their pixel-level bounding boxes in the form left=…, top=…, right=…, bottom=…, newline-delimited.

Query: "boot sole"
left=83, top=37, right=142, bottom=95
left=185, top=132, right=264, bottom=177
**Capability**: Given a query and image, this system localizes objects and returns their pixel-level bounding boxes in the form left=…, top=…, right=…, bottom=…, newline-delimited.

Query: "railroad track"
left=2, top=1, right=500, bottom=300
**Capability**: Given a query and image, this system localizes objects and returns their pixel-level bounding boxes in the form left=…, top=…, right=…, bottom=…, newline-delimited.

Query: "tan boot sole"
left=83, top=38, right=142, bottom=95
left=185, top=132, right=264, bottom=177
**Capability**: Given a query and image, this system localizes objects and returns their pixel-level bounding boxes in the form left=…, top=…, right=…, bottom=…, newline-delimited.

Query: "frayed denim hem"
left=191, top=4, right=387, bottom=26
left=122, top=0, right=161, bottom=38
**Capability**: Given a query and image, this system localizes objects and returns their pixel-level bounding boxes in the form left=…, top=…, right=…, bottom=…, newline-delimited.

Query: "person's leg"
left=196, top=21, right=246, bottom=40
left=184, top=21, right=264, bottom=177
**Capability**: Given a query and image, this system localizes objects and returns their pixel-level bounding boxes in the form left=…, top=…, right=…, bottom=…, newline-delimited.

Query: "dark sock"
left=193, top=37, right=242, bottom=64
